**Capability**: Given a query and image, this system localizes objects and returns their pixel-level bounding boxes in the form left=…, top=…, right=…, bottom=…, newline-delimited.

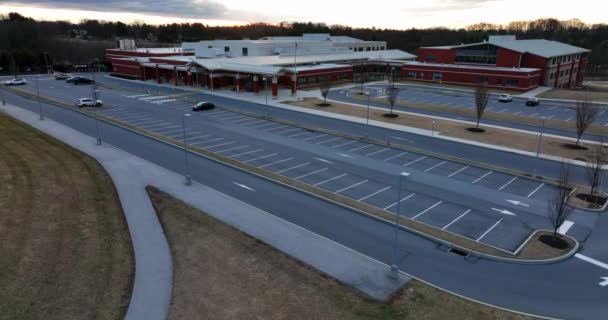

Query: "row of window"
left=352, top=46, right=386, bottom=52
left=406, top=70, right=521, bottom=86
left=550, top=54, right=582, bottom=65
left=548, top=67, right=579, bottom=80
left=455, top=56, right=497, bottom=65
left=297, top=73, right=352, bottom=85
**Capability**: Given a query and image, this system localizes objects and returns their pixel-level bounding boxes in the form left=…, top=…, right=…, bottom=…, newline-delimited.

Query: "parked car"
left=54, top=73, right=70, bottom=80
left=498, top=94, right=513, bottom=102
left=526, top=97, right=540, bottom=106
left=76, top=98, right=103, bottom=108
left=3, top=78, right=27, bottom=86
left=66, top=76, right=95, bottom=85
left=192, top=101, right=215, bottom=111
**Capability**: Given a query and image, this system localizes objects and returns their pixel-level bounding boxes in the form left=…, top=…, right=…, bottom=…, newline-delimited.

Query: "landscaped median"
left=1, top=85, right=579, bottom=263
left=288, top=96, right=606, bottom=162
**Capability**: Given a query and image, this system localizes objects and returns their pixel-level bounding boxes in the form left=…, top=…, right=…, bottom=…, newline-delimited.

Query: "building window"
left=560, top=70, right=564, bottom=77
left=358, top=47, right=364, bottom=51
left=407, top=71, right=416, bottom=78
left=506, top=79, right=519, bottom=86
left=432, top=72, right=442, bottom=80
left=298, top=77, right=307, bottom=84
left=425, top=54, right=437, bottom=62
left=224, top=46, right=229, bottom=52
left=366, top=47, right=371, bottom=51
left=455, top=43, right=497, bottom=65
left=242, top=47, right=248, bottom=56
left=380, top=46, right=385, bottom=50
left=496, top=78, right=502, bottom=85
left=419, top=72, right=424, bottom=78
left=477, top=76, right=488, bottom=84
left=549, top=73, right=554, bottom=80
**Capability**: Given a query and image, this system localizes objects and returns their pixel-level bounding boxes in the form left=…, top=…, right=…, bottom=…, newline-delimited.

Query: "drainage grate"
left=449, top=248, right=469, bottom=257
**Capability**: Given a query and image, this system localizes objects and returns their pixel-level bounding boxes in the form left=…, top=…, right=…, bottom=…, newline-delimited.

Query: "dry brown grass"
left=0, top=113, right=133, bottom=320
left=516, top=232, right=576, bottom=260
left=287, top=97, right=604, bottom=162
left=539, top=88, right=608, bottom=102
left=147, top=186, right=536, bottom=320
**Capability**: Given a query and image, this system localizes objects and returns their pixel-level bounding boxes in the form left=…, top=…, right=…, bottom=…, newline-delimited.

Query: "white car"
left=3, top=78, right=27, bottom=86
left=498, top=94, right=513, bottom=102
left=76, top=98, right=103, bottom=108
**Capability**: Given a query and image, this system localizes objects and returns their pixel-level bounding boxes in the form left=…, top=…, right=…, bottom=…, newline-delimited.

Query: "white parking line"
left=442, top=209, right=471, bottom=230
left=231, top=117, right=257, bottom=124
left=240, top=119, right=267, bottom=126
left=365, top=148, right=389, bottom=157
left=206, top=141, right=236, bottom=149
left=275, top=162, right=310, bottom=174
left=498, top=177, right=517, bottom=191
left=288, top=131, right=314, bottom=138
left=527, top=183, right=545, bottom=198
left=303, top=133, right=328, bottom=141
left=130, top=119, right=165, bottom=126
left=147, top=124, right=180, bottom=131
left=243, top=153, right=279, bottom=164
left=187, top=134, right=214, bottom=141
left=331, top=140, right=357, bottom=149
left=412, top=201, right=443, bottom=219
left=546, top=115, right=555, bottom=119
left=476, top=219, right=503, bottom=242
left=139, top=95, right=169, bottom=101
left=384, top=193, right=416, bottom=210
left=403, top=156, right=427, bottom=167
left=448, top=165, right=469, bottom=177
left=514, top=111, right=522, bottom=115
left=266, top=125, right=291, bottom=132
left=252, top=122, right=282, bottom=129
left=152, top=99, right=177, bottom=104
left=194, top=137, right=224, bottom=145
left=216, top=144, right=250, bottom=153
left=258, top=157, right=294, bottom=168
left=530, top=113, right=539, bottom=117
left=274, top=128, right=301, bottom=135
left=472, top=171, right=493, bottom=184
left=156, top=128, right=184, bottom=135
left=358, top=186, right=391, bottom=202
left=566, top=116, right=574, bottom=121
left=117, top=114, right=149, bottom=121
left=383, top=151, right=407, bottom=162
left=314, top=173, right=348, bottom=187
left=231, top=148, right=264, bottom=158
left=101, top=110, right=131, bottom=116
left=558, top=220, right=574, bottom=235
left=424, top=160, right=447, bottom=172
left=127, top=94, right=150, bottom=98
left=217, top=114, right=248, bottom=121
left=336, top=179, right=368, bottom=194
left=348, top=144, right=373, bottom=152
left=317, top=137, right=342, bottom=145
left=295, top=167, right=328, bottom=180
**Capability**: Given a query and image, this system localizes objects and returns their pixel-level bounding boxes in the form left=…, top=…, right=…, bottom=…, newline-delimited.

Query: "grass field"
left=0, top=113, right=133, bottom=320
left=147, top=186, right=535, bottom=320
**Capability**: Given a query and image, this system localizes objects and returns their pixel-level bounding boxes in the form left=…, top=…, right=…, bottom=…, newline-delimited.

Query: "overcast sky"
left=1, top=0, right=605, bottom=29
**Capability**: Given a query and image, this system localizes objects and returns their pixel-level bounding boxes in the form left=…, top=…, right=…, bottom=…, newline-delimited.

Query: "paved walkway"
left=2, top=102, right=410, bottom=317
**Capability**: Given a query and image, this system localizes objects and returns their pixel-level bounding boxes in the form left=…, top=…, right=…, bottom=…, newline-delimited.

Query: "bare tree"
left=586, top=143, right=607, bottom=200
left=319, top=82, right=331, bottom=106
left=575, top=99, right=599, bottom=148
left=474, top=84, right=489, bottom=130
left=549, top=163, right=573, bottom=240
left=384, top=85, right=400, bottom=117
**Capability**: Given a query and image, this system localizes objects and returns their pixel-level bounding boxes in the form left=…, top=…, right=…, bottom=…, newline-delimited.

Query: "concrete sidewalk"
left=2, top=103, right=409, bottom=317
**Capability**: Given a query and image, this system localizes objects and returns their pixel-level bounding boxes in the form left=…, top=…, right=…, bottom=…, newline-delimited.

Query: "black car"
left=66, top=76, right=95, bottom=85
left=192, top=102, right=215, bottom=111
left=526, top=98, right=540, bottom=106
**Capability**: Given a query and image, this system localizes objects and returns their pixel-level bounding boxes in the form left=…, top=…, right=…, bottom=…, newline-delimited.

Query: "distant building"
left=105, top=34, right=415, bottom=97
left=415, top=35, right=590, bottom=90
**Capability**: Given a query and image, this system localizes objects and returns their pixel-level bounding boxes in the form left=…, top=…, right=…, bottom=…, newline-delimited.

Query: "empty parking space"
left=444, top=210, right=500, bottom=242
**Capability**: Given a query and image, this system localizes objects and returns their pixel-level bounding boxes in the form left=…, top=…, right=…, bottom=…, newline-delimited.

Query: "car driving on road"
left=526, top=97, right=540, bottom=106
left=3, top=78, right=27, bottom=86
left=498, top=94, right=513, bottom=102
left=66, top=76, right=95, bottom=85
left=192, top=101, right=215, bottom=111
left=75, top=98, right=103, bottom=108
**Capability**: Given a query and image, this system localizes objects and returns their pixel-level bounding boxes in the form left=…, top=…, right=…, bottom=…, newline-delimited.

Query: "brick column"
left=140, top=66, right=145, bottom=81
left=186, top=69, right=192, bottom=86
left=155, top=64, right=160, bottom=84
left=568, top=61, right=576, bottom=88
left=174, top=66, right=178, bottom=86
left=272, top=75, right=278, bottom=98
left=291, top=74, right=297, bottom=95
left=253, top=75, right=259, bottom=94
left=554, top=63, right=561, bottom=87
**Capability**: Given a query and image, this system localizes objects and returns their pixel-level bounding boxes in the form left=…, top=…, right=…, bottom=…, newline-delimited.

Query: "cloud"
left=402, top=0, right=495, bottom=15
left=2, top=0, right=228, bottom=19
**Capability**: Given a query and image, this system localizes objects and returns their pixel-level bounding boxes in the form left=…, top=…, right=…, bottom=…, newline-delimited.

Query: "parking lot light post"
left=390, top=171, right=410, bottom=279
left=366, top=87, right=371, bottom=126
left=182, top=113, right=192, bottom=186
left=263, top=77, right=269, bottom=105
left=0, top=88, right=5, bottom=106
left=536, top=117, right=546, bottom=158
left=431, top=120, right=435, bottom=136
left=35, top=75, right=44, bottom=120
left=92, top=87, right=102, bottom=145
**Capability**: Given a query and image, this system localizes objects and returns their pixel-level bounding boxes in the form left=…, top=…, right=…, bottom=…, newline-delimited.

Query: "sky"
left=0, top=0, right=606, bottom=29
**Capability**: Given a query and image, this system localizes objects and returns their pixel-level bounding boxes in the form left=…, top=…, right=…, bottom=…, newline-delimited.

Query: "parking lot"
left=10, top=77, right=559, bottom=253
left=346, top=84, right=608, bottom=126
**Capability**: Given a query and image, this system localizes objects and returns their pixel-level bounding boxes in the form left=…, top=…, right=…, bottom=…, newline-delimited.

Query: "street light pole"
left=35, top=75, right=44, bottom=120
left=390, top=171, right=410, bottom=279
left=182, top=113, right=192, bottom=186
left=431, top=120, right=435, bottom=136
left=366, top=86, right=371, bottom=127
left=92, top=85, right=102, bottom=145
left=536, top=117, right=546, bottom=158
left=263, top=77, right=269, bottom=105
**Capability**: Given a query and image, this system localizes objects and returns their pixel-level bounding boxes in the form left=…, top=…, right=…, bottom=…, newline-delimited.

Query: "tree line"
left=1, top=12, right=607, bottom=76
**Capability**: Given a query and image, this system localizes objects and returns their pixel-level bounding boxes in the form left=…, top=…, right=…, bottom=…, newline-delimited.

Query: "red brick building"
left=415, top=35, right=590, bottom=90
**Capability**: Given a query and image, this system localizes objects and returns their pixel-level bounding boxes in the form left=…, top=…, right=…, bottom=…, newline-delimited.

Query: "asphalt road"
left=12, top=76, right=583, bottom=254
left=329, top=85, right=608, bottom=142
left=3, top=83, right=608, bottom=320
